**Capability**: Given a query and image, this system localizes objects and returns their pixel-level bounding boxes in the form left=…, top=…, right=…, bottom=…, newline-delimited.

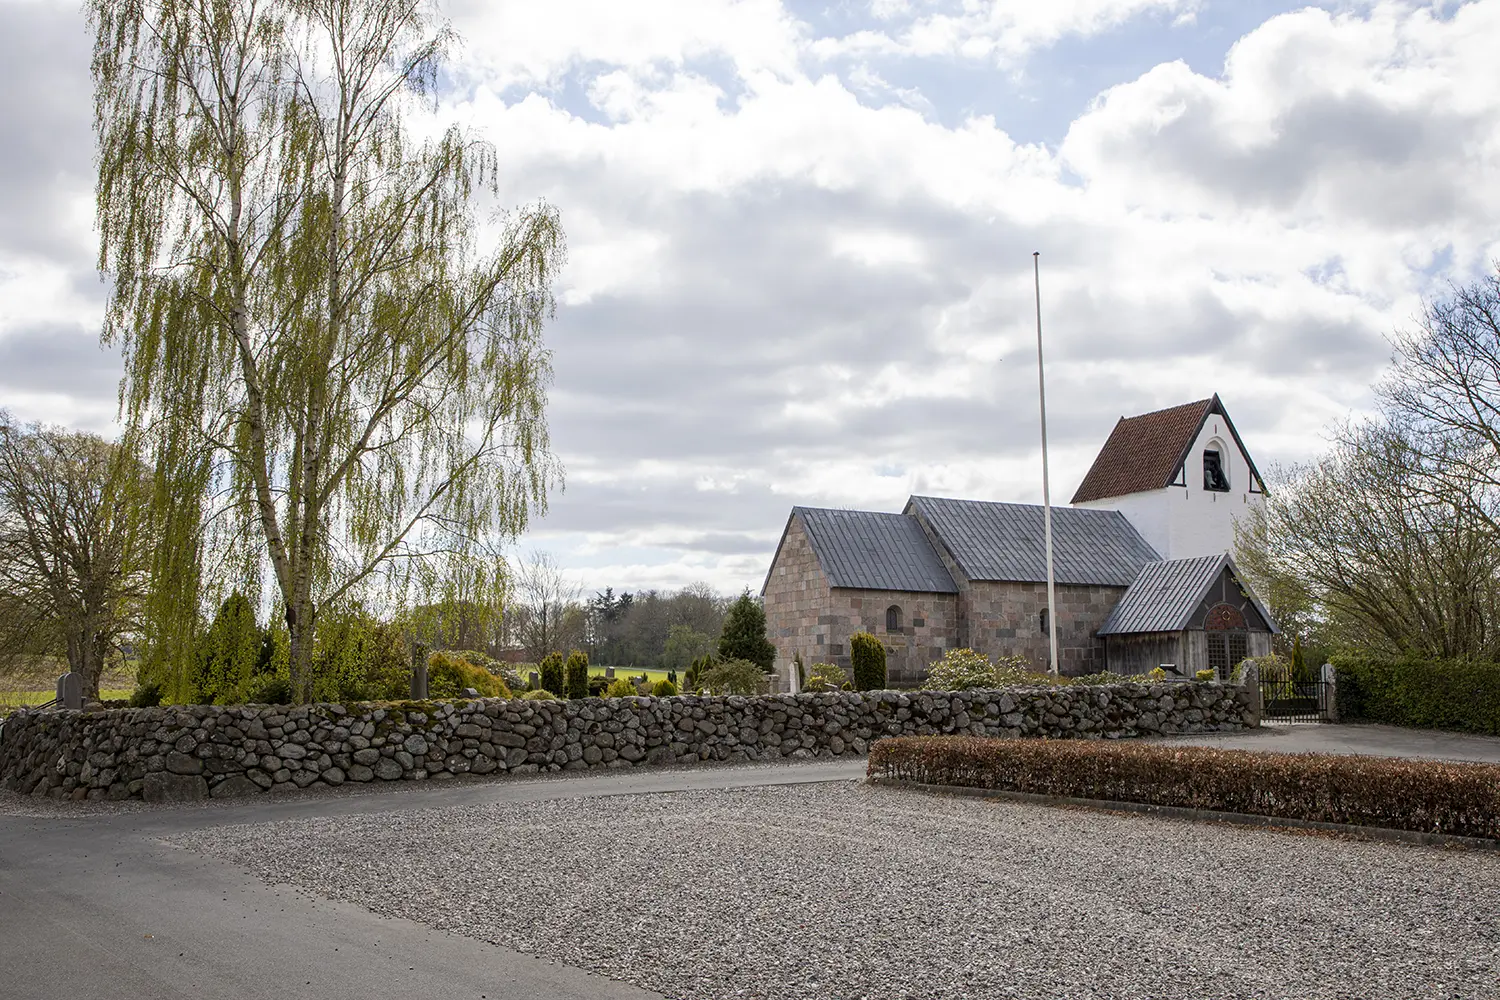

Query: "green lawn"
left=587, top=665, right=672, bottom=684
left=1, top=688, right=131, bottom=711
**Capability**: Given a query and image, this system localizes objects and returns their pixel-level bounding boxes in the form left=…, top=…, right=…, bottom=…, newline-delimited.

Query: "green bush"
left=427, top=651, right=509, bottom=700
left=128, top=682, right=163, bottom=708
left=684, top=654, right=712, bottom=694
left=717, top=591, right=776, bottom=670
left=192, top=591, right=265, bottom=704
left=564, top=649, right=590, bottom=699
left=651, top=679, right=678, bottom=696
left=922, top=650, right=1052, bottom=691
left=803, top=661, right=849, bottom=693
left=521, top=688, right=556, bottom=701
left=868, top=735, right=1500, bottom=840
left=701, top=658, right=765, bottom=695
left=1196, top=669, right=1216, bottom=681
left=1333, top=654, right=1500, bottom=736
left=587, top=675, right=611, bottom=697
left=850, top=631, right=887, bottom=690
left=604, top=678, right=637, bottom=698
left=539, top=652, right=565, bottom=698
left=240, top=674, right=292, bottom=705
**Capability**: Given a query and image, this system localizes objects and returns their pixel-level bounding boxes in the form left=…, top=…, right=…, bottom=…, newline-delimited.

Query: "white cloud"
left=812, top=0, right=1201, bottom=66
left=3, top=0, right=1496, bottom=596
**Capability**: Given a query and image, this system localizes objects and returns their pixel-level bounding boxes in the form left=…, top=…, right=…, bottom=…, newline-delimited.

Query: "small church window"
left=1203, top=449, right=1230, bottom=492
left=1039, top=608, right=1049, bottom=635
left=886, top=605, right=903, bottom=632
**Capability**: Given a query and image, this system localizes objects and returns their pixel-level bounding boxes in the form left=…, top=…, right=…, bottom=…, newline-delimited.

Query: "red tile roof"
left=1070, top=398, right=1215, bottom=504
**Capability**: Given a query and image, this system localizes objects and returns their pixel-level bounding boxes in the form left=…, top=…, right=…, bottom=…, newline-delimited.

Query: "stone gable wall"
left=0, top=682, right=1253, bottom=803
left=763, top=516, right=833, bottom=678
left=762, top=515, right=959, bottom=686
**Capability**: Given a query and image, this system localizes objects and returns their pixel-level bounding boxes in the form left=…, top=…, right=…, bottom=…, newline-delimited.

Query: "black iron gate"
left=1260, top=678, right=1331, bottom=723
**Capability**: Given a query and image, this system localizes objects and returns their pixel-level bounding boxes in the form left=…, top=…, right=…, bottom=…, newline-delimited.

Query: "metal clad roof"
left=795, top=506, right=958, bottom=594
left=1097, top=554, right=1228, bottom=635
left=907, top=496, right=1161, bottom=587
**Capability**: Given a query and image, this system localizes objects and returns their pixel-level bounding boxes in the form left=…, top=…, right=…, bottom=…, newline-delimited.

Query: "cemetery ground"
left=3, top=731, right=1499, bottom=1000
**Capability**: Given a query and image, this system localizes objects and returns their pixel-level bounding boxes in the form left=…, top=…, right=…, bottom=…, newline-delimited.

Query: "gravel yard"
left=176, top=781, right=1500, bottom=1000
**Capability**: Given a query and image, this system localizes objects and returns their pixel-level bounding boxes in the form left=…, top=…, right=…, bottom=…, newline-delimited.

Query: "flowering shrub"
left=803, top=661, right=850, bottom=693
left=924, top=650, right=1053, bottom=690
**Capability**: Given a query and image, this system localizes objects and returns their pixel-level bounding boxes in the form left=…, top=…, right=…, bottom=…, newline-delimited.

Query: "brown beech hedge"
left=867, top=736, right=1500, bottom=840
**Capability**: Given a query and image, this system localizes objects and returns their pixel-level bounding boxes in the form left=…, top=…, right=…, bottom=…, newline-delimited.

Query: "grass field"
left=587, top=665, right=672, bottom=684
left=0, top=688, right=132, bottom=713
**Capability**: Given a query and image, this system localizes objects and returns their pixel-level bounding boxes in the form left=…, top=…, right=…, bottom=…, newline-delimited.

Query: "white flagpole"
left=1034, top=252, right=1060, bottom=677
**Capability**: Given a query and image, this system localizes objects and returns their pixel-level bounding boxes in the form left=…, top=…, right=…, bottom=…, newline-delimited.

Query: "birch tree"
left=92, top=0, right=565, bottom=701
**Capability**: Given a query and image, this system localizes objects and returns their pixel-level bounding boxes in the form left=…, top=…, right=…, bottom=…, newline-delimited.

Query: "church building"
left=761, top=395, right=1277, bottom=686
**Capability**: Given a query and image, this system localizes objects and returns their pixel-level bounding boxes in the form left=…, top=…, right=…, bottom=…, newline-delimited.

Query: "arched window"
left=1203, top=445, right=1230, bottom=492
left=886, top=605, right=902, bottom=632
left=1039, top=608, right=1049, bottom=635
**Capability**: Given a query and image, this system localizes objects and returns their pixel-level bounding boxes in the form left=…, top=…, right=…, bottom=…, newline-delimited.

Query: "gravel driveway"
left=176, top=781, right=1499, bottom=1000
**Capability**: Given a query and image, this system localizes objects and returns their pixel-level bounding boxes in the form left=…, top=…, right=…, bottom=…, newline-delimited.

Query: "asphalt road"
left=0, top=760, right=866, bottom=1000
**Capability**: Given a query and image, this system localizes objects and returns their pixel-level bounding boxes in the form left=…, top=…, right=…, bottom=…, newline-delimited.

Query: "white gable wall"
left=1072, top=411, right=1263, bottom=560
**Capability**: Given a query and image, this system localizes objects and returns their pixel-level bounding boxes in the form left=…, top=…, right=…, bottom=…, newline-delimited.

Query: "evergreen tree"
left=564, top=649, right=589, bottom=699
left=717, top=591, right=775, bottom=671
left=192, top=591, right=265, bottom=704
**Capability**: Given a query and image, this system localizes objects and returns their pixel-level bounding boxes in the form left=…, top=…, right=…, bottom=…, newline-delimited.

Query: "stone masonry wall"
left=964, top=581, right=1125, bottom=677
left=0, top=682, right=1254, bottom=803
left=828, top=588, right=958, bottom=686
left=764, top=515, right=958, bottom=687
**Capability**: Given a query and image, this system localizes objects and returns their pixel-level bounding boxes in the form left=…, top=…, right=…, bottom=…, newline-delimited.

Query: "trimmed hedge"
left=867, top=736, right=1500, bottom=840
left=1333, top=654, right=1500, bottom=736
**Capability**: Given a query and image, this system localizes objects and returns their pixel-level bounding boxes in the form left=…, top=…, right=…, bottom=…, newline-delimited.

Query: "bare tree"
left=512, top=551, right=582, bottom=661
left=1380, top=265, right=1500, bottom=528
left=0, top=415, right=150, bottom=699
left=1237, top=421, right=1500, bottom=660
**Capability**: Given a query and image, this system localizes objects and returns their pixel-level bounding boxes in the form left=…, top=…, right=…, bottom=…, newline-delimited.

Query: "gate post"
left=1238, top=661, right=1262, bottom=727
left=1320, top=662, right=1338, bottom=722
left=410, top=643, right=428, bottom=700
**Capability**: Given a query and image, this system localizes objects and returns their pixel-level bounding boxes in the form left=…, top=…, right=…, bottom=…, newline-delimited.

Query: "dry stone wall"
left=0, top=682, right=1254, bottom=803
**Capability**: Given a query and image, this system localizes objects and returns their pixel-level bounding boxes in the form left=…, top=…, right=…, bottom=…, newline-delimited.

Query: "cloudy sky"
left=2, top=0, right=1497, bottom=598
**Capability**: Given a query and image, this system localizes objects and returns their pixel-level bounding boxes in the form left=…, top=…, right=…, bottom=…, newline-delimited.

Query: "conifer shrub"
left=564, top=649, right=590, bottom=699
left=539, top=652, right=565, bottom=697
left=850, top=631, right=887, bottom=690
left=651, top=679, right=678, bottom=696
left=717, top=592, right=776, bottom=670
left=604, top=677, right=637, bottom=698
left=684, top=654, right=713, bottom=694
left=586, top=675, right=610, bottom=697
left=521, top=688, right=556, bottom=701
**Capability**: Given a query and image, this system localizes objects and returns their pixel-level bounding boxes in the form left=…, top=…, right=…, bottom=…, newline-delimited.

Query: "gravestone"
left=410, top=644, right=428, bottom=700
left=604, top=666, right=615, bottom=680
left=528, top=671, right=539, bottom=690
left=56, top=672, right=83, bottom=711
